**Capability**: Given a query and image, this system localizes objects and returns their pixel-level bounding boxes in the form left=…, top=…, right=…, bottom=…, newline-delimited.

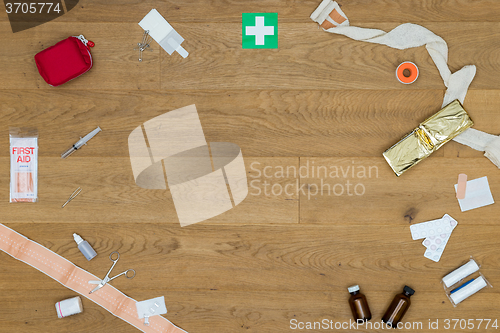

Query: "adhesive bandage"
left=456, top=174, right=467, bottom=199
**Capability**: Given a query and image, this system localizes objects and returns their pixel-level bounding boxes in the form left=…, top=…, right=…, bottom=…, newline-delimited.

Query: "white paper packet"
left=10, top=128, right=38, bottom=203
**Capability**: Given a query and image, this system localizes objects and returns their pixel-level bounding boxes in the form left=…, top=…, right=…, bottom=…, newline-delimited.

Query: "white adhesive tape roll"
left=442, top=259, right=480, bottom=288
left=55, top=296, right=83, bottom=318
left=450, top=276, right=487, bottom=305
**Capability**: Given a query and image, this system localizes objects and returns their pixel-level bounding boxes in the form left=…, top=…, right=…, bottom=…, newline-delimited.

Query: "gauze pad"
left=454, top=176, right=495, bottom=212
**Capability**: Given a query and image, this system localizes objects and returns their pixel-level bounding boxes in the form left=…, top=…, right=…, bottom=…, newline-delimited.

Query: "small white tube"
left=442, top=259, right=480, bottom=288
left=55, top=296, right=83, bottom=318
left=450, top=276, right=487, bottom=305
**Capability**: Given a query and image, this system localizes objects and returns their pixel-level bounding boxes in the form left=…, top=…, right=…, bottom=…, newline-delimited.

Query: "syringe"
left=61, top=127, right=102, bottom=159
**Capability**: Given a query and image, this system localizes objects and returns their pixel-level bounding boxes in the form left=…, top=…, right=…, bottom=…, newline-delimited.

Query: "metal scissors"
left=89, top=251, right=136, bottom=294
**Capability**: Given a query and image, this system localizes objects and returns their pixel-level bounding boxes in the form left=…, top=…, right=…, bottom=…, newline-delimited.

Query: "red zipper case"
left=34, top=35, right=94, bottom=87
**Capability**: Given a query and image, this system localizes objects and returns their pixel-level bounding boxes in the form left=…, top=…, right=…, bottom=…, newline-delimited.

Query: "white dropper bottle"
left=73, top=233, right=97, bottom=261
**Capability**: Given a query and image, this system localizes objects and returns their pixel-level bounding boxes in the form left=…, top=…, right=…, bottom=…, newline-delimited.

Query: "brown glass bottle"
left=348, top=285, right=372, bottom=322
left=382, top=285, right=415, bottom=328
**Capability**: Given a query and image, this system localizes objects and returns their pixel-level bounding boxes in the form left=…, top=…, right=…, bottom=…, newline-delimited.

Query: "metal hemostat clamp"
left=134, top=30, right=153, bottom=62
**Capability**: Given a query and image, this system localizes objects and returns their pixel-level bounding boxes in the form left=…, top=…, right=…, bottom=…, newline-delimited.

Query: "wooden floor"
left=1, top=1, right=500, bottom=332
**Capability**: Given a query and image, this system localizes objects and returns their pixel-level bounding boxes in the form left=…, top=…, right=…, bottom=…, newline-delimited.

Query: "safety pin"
left=62, top=187, right=82, bottom=208
left=135, top=30, right=153, bottom=61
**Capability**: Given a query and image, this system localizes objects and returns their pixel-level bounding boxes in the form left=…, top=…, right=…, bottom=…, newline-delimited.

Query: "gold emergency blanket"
left=383, top=100, right=473, bottom=176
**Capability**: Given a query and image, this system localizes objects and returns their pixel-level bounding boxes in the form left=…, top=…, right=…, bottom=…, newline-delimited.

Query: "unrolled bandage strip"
left=310, top=0, right=500, bottom=169
left=410, top=214, right=457, bottom=262
left=0, top=224, right=187, bottom=333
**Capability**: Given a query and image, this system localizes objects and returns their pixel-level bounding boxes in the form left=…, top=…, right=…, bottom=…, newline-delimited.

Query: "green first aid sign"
left=242, top=13, right=278, bottom=49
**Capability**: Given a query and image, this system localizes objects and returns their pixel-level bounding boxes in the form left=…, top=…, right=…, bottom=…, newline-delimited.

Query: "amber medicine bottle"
left=348, top=285, right=372, bottom=322
left=382, top=285, right=415, bottom=328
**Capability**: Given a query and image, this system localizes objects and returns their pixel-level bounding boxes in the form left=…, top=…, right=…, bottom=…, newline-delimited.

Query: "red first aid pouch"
left=34, top=35, right=95, bottom=87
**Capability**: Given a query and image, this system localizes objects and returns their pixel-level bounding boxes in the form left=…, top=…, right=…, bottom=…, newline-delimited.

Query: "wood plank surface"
left=0, top=0, right=500, bottom=332
left=0, top=89, right=498, bottom=157
left=0, top=223, right=499, bottom=332
left=2, top=0, right=500, bottom=23
left=299, top=157, right=500, bottom=224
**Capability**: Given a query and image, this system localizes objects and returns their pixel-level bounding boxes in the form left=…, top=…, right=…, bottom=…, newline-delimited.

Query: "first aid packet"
left=10, top=128, right=38, bottom=203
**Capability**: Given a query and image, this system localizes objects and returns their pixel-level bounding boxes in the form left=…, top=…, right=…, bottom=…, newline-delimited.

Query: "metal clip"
left=135, top=30, right=153, bottom=62
left=74, top=35, right=89, bottom=46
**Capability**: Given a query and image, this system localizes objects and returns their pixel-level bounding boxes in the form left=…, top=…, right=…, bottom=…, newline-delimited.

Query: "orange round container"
left=396, top=62, right=419, bottom=84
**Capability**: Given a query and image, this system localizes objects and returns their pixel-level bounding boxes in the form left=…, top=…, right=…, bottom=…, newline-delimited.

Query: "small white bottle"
left=73, top=233, right=97, bottom=261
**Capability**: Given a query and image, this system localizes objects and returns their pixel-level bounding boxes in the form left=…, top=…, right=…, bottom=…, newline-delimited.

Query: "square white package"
left=138, top=9, right=188, bottom=58
left=136, top=296, right=167, bottom=320
left=454, top=176, right=494, bottom=212
left=10, top=133, right=38, bottom=202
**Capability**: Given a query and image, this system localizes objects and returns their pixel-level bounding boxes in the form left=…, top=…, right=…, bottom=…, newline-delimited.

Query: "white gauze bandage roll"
left=450, top=276, right=487, bottom=305
left=442, top=259, right=480, bottom=288
left=55, top=296, right=83, bottom=318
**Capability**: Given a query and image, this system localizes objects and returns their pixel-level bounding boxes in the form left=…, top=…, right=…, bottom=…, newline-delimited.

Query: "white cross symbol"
left=245, top=16, right=274, bottom=45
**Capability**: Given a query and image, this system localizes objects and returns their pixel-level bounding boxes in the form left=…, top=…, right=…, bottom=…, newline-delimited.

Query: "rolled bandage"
left=55, top=296, right=83, bottom=318
left=442, top=259, right=480, bottom=288
left=450, top=276, right=487, bottom=305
